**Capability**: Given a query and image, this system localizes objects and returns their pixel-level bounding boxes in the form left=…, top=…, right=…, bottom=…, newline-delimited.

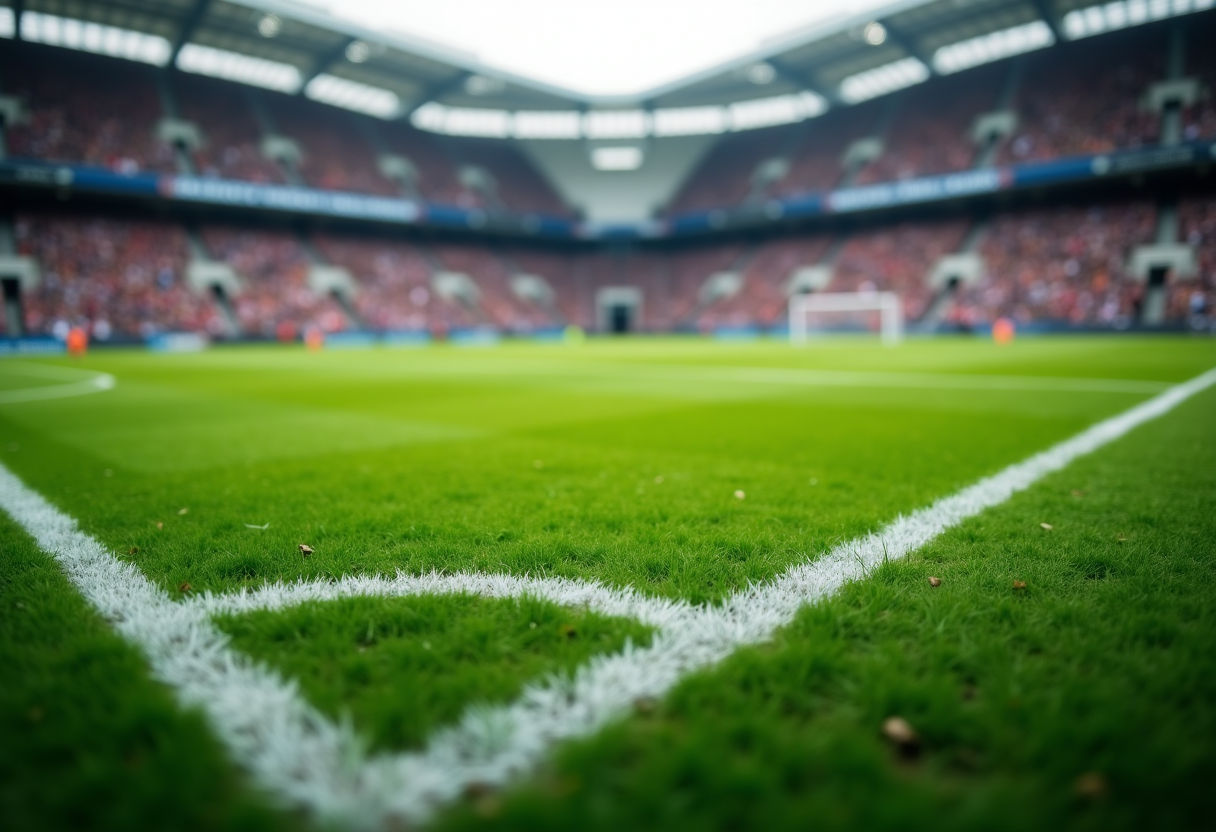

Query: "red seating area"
left=663, top=242, right=748, bottom=326
left=2, top=43, right=174, bottom=174
left=377, top=122, right=474, bottom=207
left=770, top=103, right=882, bottom=197
left=1178, top=198, right=1216, bottom=319
left=699, top=235, right=836, bottom=328
left=13, top=214, right=216, bottom=337
left=313, top=235, right=477, bottom=331
left=200, top=226, right=348, bottom=336
left=431, top=244, right=556, bottom=330
left=444, top=138, right=570, bottom=216
left=263, top=96, right=399, bottom=196
left=830, top=220, right=969, bottom=321
left=854, top=65, right=1002, bottom=184
left=666, top=126, right=794, bottom=214
left=1184, top=27, right=1216, bottom=142
left=172, top=74, right=286, bottom=184
left=950, top=202, right=1157, bottom=326
left=999, top=27, right=1164, bottom=164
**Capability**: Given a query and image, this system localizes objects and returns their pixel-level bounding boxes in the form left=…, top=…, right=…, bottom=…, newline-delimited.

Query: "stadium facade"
left=0, top=0, right=1214, bottom=342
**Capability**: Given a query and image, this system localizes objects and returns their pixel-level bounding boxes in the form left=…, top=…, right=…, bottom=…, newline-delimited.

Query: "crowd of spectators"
left=666, top=127, right=793, bottom=215
left=173, top=74, right=286, bottom=183
left=1178, top=198, right=1215, bottom=322
left=829, top=221, right=969, bottom=322
left=769, top=102, right=882, bottom=197
left=1183, top=27, right=1216, bottom=142
left=997, top=27, right=1165, bottom=165
left=199, top=226, right=348, bottom=336
left=853, top=65, right=1002, bottom=184
left=13, top=214, right=217, bottom=338
left=313, top=235, right=478, bottom=332
left=948, top=202, right=1158, bottom=327
left=431, top=244, right=556, bottom=330
left=697, top=235, right=835, bottom=329
left=264, top=96, right=399, bottom=196
left=445, top=138, right=572, bottom=217
left=2, top=43, right=175, bottom=174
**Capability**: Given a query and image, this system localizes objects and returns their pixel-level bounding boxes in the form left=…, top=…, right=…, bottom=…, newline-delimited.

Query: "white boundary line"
left=0, top=366, right=1213, bottom=829
left=0, top=362, right=116, bottom=404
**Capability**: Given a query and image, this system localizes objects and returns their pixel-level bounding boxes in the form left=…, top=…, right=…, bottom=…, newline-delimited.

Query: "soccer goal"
left=788, top=292, right=904, bottom=345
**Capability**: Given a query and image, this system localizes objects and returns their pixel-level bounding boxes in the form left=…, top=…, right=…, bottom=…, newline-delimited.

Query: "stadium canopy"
left=2, top=0, right=1212, bottom=135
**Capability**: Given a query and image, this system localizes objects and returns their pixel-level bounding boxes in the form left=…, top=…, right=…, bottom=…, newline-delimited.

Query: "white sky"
left=323, top=0, right=895, bottom=95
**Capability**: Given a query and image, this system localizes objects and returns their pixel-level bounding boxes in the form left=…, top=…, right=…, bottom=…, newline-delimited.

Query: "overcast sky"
left=324, top=0, right=895, bottom=95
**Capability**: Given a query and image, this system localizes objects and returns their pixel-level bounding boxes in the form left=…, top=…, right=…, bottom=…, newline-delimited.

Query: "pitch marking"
left=0, top=367, right=1213, bottom=828
left=0, top=361, right=116, bottom=404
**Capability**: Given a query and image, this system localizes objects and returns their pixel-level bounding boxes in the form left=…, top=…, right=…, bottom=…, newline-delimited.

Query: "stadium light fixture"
left=257, top=13, right=282, bottom=38
left=729, top=92, right=826, bottom=130
left=839, top=56, right=929, bottom=103
left=745, top=63, right=777, bottom=84
left=464, top=75, right=506, bottom=96
left=305, top=74, right=400, bottom=118
left=11, top=11, right=172, bottom=66
left=933, top=20, right=1055, bottom=74
left=177, top=43, right=302, bottom=93
left=863, top=21, right=887, bottom=46
left=345, top=40, right=372, bottom=63
left=512, top=110, right=583, bottom=139
left=590, top=146, right=644, bottom=171
left=653, top=106, right=729, bottom=136
left=1062, top=0, right=1214, bottom=39
left=584, top=110, right=648, bottom=140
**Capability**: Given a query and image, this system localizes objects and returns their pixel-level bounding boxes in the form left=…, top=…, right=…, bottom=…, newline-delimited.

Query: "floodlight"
left=345, top=41, right=371, bottom=63
left=257, top=13, right=281, bottom=38
left=863, top=21, right=887, bottom=45
left=590, top=147, right=643, bottom=171
left=745, top=63, right=776, bottom=85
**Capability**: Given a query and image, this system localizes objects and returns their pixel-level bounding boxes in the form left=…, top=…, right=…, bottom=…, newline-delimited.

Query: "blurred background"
left=0, top=0, right=1213, bottom=346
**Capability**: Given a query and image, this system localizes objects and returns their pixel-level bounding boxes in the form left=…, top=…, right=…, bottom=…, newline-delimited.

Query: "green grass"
left=1, top=335, right=1214, bottom=830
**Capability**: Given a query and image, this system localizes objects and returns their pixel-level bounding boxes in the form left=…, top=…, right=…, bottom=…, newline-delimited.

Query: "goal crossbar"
left=789, top=292, right=904, bottom=345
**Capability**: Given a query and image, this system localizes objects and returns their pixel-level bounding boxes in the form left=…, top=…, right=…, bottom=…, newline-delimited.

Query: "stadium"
left=1, top=0, right=1214, bottom=828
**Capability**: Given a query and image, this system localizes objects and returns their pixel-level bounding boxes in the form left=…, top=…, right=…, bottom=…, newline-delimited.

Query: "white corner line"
left=0, top=361, right=116, bottom=404
left=1, top=366, right=1213, bottom=829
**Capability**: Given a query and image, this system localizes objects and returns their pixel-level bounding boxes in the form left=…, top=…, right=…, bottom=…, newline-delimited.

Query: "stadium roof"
left=2, top=0, right=1212, bottom=134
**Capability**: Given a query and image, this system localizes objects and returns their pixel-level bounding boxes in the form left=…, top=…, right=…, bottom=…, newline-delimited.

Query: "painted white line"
left=0, top=361, right=116, bottom=404
left=0, top=366, right=1213, bottom=829
left=335, top=359, right=1174, bottom=395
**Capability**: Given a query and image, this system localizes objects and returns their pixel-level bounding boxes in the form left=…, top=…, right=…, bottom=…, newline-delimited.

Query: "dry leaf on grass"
left=178, top=508, right=189, bottom=515
left=928, top=576, right=942, bottom=587
left=299, top=544, right=313, bottom=556
left=1074, top=772, right=1107, bottom=799
left=882, top=716, right=920, bottom=754
left=1040, top=522, right=1054, bottom=530
left=178, top=582, right=191, bottom=593
left=734, top=490, right=746, bottom=500
left=1013, top=580, right=1028, bottom=590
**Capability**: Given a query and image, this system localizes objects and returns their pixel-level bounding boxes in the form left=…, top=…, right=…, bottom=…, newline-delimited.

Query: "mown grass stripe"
left=0, top=366, right=1211, bottom=828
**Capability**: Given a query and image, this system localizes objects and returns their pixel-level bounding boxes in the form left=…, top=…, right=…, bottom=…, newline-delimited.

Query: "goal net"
left=788, top=292, right=904, bottom=345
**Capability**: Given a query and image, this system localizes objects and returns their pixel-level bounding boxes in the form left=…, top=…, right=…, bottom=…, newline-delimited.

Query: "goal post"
left=789, top=292, right=904, bottom=345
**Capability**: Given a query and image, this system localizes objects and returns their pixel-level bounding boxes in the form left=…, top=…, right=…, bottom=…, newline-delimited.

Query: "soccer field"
left=2, top=336, right=1215, bottom=831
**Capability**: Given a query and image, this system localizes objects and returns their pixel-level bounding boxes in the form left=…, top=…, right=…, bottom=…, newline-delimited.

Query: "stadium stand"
left=199, top=226, right=349, bottom=336
left=443, top=137, right=572, bottom=217
left=949, top=202, right=1158, bottom=327
left=1, top=43, right=174, bottom=174
left=666, top=127, right=794, bottom=214
left=853, top=65, right=1004, bottom=184
left=172, top=73, right=288, bottom=184
left=769, top=102, right=884, bottom=197
left=998, top=27, right=1166, bottom=164
left=13, top=214, right=216, bottom=337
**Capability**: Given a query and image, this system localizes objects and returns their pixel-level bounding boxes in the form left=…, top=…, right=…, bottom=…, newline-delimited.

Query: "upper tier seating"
left=998, top=26, right=1166, bottom=164
left=172, top=73, right=286, bottom=184
left=2, top=43, right=174, bottom=174
left=853, top=64, right=1004, bottom=184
